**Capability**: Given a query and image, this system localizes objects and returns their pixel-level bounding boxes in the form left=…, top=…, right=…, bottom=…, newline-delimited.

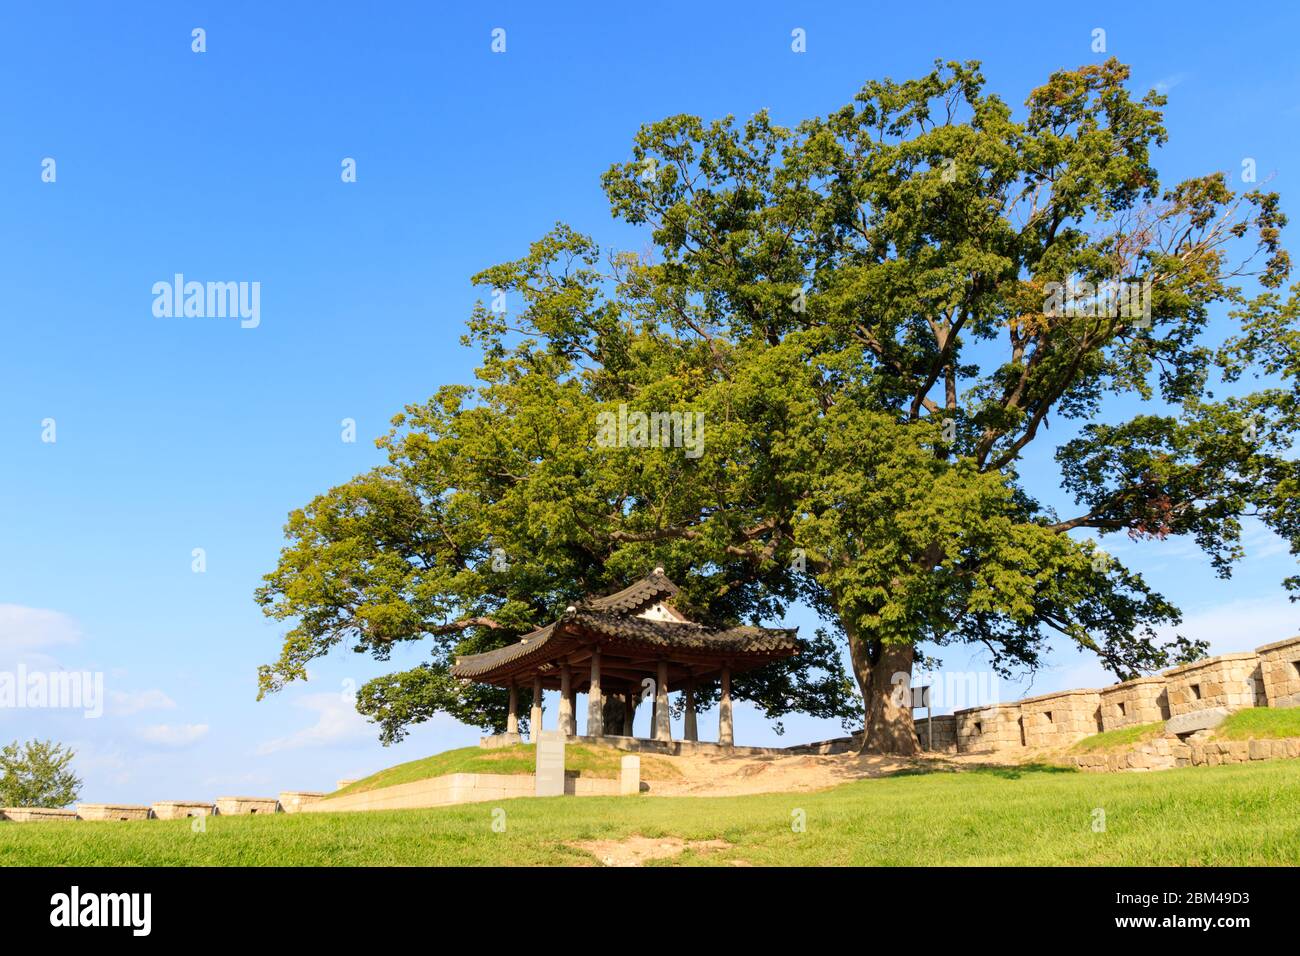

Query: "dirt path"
left=640, top=749, right=1027, bottom=797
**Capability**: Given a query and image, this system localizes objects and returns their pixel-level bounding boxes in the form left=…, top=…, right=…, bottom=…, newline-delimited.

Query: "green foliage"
left=258, top=58, right=1298, bottom=745
left=0, top=739, right=82, bottom=808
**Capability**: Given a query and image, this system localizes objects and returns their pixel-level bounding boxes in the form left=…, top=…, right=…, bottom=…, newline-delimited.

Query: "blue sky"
left=1, top=2, right=1297, bottom=804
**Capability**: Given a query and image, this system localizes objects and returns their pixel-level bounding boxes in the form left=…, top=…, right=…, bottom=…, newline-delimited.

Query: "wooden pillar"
left=623, top=689, right=635, bottom=737
left=587, top=646, right=604, bottom=737
left=567, top=687, right=577, bottom=735
left=506, top=683, right=519, bottom=735
left=530, top=674, right=543, bottom=739
left=684, top=677, right=698, bottom=742
left=559, top=663, right=574, bottom=736
left=653, top=660, right=672, bottom=742
left=719, top=665, right=733, bottom=747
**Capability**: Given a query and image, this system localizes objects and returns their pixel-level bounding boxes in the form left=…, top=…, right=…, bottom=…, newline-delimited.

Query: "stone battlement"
left=926, top=636, right=1300, bottom=755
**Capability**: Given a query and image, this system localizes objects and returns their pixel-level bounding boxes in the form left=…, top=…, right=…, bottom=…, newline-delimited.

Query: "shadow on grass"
left=890, top=760, right=1079, bottom=780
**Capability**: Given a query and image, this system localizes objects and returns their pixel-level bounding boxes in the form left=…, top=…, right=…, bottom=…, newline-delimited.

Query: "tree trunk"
left=602, top=695, right=626, bottom=735
left=846, top=622, right=918, bottom=755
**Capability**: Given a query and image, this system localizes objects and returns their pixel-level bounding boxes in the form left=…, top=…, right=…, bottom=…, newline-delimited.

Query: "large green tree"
left=258, top=60, right=1298, bottom=753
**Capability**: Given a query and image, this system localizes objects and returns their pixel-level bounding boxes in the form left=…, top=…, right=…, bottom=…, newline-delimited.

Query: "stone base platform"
left=1065, top=735, right=1300, bottom=772
left=303, top=771, right=626, bottom=814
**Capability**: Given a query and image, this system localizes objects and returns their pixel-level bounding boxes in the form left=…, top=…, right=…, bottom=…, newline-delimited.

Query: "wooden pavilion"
left=450, top=570, right=798, bottom=746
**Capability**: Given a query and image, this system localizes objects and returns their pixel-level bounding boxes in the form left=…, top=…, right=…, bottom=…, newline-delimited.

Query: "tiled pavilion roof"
left=449, top=570, right=798, bottom=687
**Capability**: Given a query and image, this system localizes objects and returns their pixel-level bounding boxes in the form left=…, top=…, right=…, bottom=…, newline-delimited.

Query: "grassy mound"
left=329, top=743, right=680, bottom=799
left=4, top=760, right=1299, bottom=865
left=1069, top=721, right=1164, bottom=754
left=1215, top=707, right=1300, bottom=740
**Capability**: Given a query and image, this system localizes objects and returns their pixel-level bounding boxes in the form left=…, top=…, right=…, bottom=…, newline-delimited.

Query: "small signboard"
left=535, top=732, right=566, bottom=797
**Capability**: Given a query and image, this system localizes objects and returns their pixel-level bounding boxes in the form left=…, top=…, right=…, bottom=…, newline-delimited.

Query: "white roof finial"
left=653, top=566, right=665, bottom=575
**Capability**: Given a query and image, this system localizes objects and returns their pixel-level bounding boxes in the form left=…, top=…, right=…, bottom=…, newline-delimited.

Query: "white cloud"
left=1240, top=520, right=1292, bottom=561
left=138, top=723, right=209, bottom=747
left=0, top=605, right=81, bottom=657
left=109, top=689, right=177, bottom=716
left=1151, top=72, right=1189, bottom=95
left=1089, top=517, right=1290, bottom=570
left=202, top=770, right=273, bottom=789
left=255, top=692, right=372, bottom=755
left=1158, top=595, right=1299, bottom=657
left=73, top=747, right=134, bottom=787
left=938, top=593, right=1300, bottom=706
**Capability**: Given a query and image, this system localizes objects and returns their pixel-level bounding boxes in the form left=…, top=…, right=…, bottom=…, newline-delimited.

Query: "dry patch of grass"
left=571, top=836, right=734, bottom=866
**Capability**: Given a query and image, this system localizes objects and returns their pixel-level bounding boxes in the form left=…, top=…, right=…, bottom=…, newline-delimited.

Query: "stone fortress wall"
left=941, top=636, right=1300, bottom=755
left=1, top=792, right=329, bottom=822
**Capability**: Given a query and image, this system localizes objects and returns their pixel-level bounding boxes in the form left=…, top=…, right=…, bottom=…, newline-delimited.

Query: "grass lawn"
left=329, top=744, right=680, bottom=799
left=3, top=759, right=1299, bottom=866
left=1216, top=707, right=1300, bottom=740
left=1069, top=722, right=1165, bottom=753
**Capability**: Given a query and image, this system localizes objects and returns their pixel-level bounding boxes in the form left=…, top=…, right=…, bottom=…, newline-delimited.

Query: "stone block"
left=1018, top=689, right=1103, bottom=748
left=76, top=804, right=150, bottom=821
left=954, top=703, right=1024, bottom=753
left=914, top=714, right=958, bottom=752
left=1165, top=706, right=1231, bottom=736
left=278, top=791, right=327, bottom=813
left=1162, top=653, right=1261, bottom=715
left=569, top=777, right=621, bottom=796
left=150, top=801, right=213, bottom=820
left=1, top=807, right=78, bottom=822
left=620, top=755, right=640, bottom=796
left=214, top=796, right=279, bottom=815
left=1255, top=637, right=1300, bottom=707
left=1100, top=676, right=1170, bottom=730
